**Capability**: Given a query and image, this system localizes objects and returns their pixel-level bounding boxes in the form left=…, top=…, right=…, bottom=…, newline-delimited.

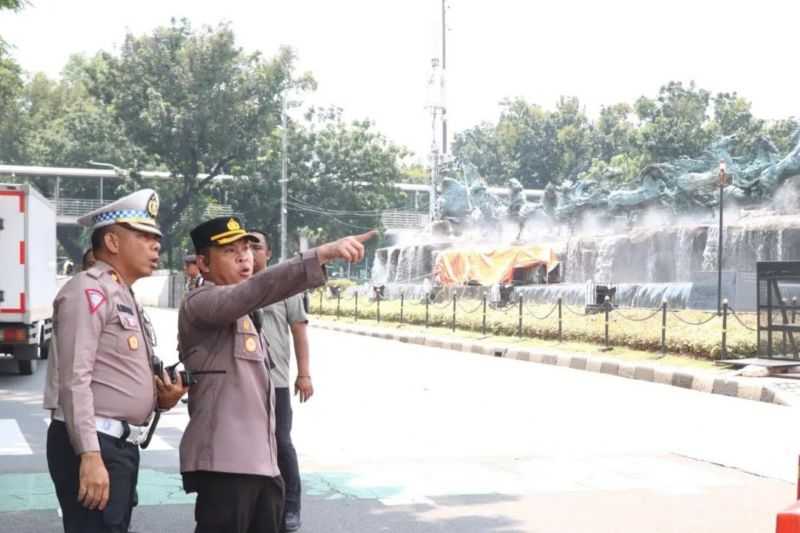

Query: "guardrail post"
left=721, top=299, right=728, bottom=360
left=319, top=290, right=323, bottom=314
left=601, top=295, right=612, bottom=351
left=558, top=297, right=563, bottom=343
left=452, top=294, right=457, bottom=332
left=376, top=292, right=381, bottom=323
left=425, top=297, right=429, bottom=329
left=354, top=292, right=358, bottom=323
left=336, top=292, right=341, bottom=320
left=783, top=298, right=788, bottom=356
left=661, top=300, right=667, bottom=356
left=400, top=292, right=405, bottom=325
left=793, top=297, right=797, bottom=324
left=482, top=295, right=487, bottom=336
left=517, top=295, right=523, bottom=337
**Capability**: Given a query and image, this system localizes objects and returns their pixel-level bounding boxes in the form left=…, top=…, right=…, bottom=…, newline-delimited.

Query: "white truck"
left=0, top=183, right=56, bottom=374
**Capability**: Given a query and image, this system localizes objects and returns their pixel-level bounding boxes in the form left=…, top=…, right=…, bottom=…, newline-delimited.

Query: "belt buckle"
left=126, top=425, right=147, bottom=446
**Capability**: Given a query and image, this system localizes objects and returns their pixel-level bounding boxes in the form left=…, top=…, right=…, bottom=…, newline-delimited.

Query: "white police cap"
left=77, top=189, right=162, bottom=237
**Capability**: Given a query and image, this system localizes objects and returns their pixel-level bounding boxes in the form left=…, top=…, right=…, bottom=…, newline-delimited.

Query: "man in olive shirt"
left=251, top=231, right=311, bottom=532
left=44, top=189, right=187, bottom=533
left=178, top=216, right=373, bottom=533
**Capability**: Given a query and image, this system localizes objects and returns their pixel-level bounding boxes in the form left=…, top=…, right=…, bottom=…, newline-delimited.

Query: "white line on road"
left=142, top=435, right=173, bottom=451
left=0, top=418, right=33, bottom=455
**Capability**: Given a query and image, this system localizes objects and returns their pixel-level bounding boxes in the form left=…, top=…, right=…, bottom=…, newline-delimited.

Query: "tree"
left=9, top=59, right=151, bottom=261
left=452, top=122, right=505, bottom=185
left=224, top=107, right=407, bottom=259
left=79, top=19, right=314, bottom=266
left=710, top=92, right=764, bottom=156
left=0, top=41, right=25, bottom=163
left=595, top=103, right=634, bottom=162
left=0, top=0, right=25, bottom=10
left=634, top=81, right=713, bottom=162
left=765, top=117, right=800, bottom=155
left=551, top=96, right=595, bottom=180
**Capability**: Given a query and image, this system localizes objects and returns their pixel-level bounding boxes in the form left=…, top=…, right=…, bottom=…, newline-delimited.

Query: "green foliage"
left=0, top=0, right=25, bottom=10
left=453, top=80, right=796, bottom=191
left=227, top=106, right=407, bottom=257
left=84, top=19, right=315, bottom=264
left=766, top=118, right=800, bottom=154
left=0, top=41, right=25, bottom=163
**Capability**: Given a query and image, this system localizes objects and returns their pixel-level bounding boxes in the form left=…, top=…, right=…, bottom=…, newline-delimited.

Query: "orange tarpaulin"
left=434, top=245, right=559, bottom=287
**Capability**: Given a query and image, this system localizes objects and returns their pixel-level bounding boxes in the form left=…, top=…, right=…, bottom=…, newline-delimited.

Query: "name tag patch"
left=120, top=314, right=140, bottom=329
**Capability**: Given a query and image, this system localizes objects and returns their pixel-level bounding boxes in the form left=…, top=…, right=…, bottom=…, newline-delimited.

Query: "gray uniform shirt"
left=43, top=260, right=156, bottom=454
left=178, top=251, right=325, bottom=478
left=261, top=293, right=308, bottom=388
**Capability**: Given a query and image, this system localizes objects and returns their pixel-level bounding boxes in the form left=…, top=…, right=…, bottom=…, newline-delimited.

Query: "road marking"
left=158, top=413, right=190, bottom=431
left=0, top=469, right=194, bottom=512
left=142, top=435, right=173, bottom=451
left=0, top=419, right=33, bottom=455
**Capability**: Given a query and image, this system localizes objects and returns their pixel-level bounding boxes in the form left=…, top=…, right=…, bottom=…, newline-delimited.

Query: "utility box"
left=0, top=183, right=56, bottom=374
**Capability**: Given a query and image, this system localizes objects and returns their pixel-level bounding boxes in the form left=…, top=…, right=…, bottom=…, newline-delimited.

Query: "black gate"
left=757, top=261, right=800, bottom=360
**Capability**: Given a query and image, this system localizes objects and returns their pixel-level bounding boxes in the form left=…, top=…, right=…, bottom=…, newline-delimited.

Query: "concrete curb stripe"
left=600, top=361, right=620, bottom=375
left=672, top=372, right=694, bottom=389
left=712, top=379, right=739, bottom=397
left=569, top=357, right=587, bottom=370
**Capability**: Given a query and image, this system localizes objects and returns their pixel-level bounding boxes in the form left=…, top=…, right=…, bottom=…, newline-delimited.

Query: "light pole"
left=88, top=160, right=128, bottom=203
left=280, top=97, right=288, bottom=263
left=717, top=160, right=730, bottom=315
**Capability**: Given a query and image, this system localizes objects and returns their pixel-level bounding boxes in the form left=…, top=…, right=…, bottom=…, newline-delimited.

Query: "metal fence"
left=380, top=210, right=430, bottom=230
left=49, top=197, right=235, bottom=221
left=310, top=290, right=759, bottom=360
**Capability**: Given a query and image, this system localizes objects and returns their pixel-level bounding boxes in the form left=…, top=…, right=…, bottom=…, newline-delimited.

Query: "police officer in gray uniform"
left=178, top=216, right=373, bottom=533
left=44, top=189, right=187, bottom=533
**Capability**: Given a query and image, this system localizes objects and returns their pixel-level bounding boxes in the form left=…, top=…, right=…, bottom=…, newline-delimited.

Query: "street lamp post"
left=280, top=98, right=288, bottom=263
left=717, top=161, right=730, bottom=315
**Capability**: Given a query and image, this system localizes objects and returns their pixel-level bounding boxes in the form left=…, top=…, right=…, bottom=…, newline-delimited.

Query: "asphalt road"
left=0, top=306, right=797, bottom=533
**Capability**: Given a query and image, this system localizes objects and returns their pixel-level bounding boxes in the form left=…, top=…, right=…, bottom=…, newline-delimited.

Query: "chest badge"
left=128, top=335, right=139, bottom=351
left=245, top=337, right=257, bottom=352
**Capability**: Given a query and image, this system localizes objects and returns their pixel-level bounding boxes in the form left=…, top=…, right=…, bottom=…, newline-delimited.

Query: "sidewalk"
left=311, top=318, right=800, bottom=407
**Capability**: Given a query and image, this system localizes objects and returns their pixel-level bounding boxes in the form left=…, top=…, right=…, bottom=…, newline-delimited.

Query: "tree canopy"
left=0, top=18, right=797, bottom=268
left=453, top=81, right=797, bottom=188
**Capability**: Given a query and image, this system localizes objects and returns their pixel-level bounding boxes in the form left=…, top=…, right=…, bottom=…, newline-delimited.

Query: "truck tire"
left=40, top=334, right=50, bottom=360
left=18, top=359, right=37, bottom=375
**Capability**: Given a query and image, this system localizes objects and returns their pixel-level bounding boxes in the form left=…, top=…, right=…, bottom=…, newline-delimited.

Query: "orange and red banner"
left=433, top=244, right=559, bottom=286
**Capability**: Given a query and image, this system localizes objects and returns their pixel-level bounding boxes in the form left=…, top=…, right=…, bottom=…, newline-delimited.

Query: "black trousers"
left=189, top=471, right=284, bottom=533
left=46, top=420, right=139, bottom=533
left=275, top=387, right=301, bottom=515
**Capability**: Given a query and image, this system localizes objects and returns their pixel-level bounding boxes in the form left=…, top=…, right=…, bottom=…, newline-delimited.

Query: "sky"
left=1, top=0, right=798, bottom=161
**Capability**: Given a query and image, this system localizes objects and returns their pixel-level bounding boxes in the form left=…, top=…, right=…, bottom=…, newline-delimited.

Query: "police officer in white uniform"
left=44, top=189, right=187, bottom=533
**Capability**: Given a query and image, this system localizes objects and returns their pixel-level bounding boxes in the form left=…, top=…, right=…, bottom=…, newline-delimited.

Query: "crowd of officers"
left=44, top=188, right=373, bottom=533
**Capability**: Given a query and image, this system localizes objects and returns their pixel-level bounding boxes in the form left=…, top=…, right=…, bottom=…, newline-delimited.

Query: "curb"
left=312, top=320, right=793, bottom=407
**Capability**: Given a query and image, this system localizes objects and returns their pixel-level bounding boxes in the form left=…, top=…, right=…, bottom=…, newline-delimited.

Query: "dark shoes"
left=284, top=511, right=302, bottom=532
